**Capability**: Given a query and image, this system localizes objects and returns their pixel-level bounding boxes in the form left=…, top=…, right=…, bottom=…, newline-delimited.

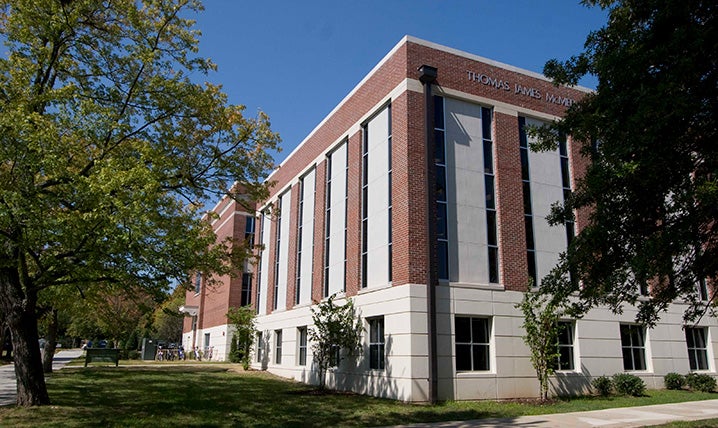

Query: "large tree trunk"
left=0, top=267, right=50, bottom=406
left=42, top=309, right=58, bottom=373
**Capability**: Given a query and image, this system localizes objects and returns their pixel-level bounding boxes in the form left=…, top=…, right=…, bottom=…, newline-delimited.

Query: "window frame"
left=368, top=317, right=385, bottom=370
left=620, top=324, right=647, bottom=371
left=555, top=320, right=575, bottom=371
left=454, top=316, right=491, bottom=372
left=686, top=326, right=710, bottom=371
left=297, top=327, right=307, bottom=366
left=274, top=329, right=282, bottom=365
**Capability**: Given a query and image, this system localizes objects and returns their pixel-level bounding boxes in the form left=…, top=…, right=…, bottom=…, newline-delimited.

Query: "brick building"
left=183, top=36, right=716, bottom=401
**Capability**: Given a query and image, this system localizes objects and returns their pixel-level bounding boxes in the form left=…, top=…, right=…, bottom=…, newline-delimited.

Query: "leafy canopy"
left=533, top=0, right=717, bottom=326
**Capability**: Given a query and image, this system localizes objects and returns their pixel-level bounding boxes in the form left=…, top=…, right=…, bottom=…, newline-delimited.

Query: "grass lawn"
left=0, top=362, right=717, bottom=427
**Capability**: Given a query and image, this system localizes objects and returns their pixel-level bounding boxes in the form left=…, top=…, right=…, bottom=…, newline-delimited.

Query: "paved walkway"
left=390, top=399, right=718, bottom=427
left=0, top=348, right=83, bottom=406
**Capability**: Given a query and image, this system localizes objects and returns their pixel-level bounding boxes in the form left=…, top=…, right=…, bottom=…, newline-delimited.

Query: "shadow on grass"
left=0, top=366, right=510, bottom=427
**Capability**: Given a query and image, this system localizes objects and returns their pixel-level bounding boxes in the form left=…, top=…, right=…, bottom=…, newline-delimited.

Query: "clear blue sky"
left=192, top=1, right=608, bottom=162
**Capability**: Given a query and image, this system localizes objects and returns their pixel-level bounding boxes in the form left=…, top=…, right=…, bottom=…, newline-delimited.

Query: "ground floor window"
left=455, top=316, right=490, bottom=371
left=275, top=330, right=282, bottom=364
left=686, top=327, right=709, bottom=371
left=298, top=327, right=307, bottom=366
left=555, top=321, right=575, bottom=371
left=256, top=332, right=263, bottom=363
left=620, top=324, right=646, bottom=371
left=368, top=317, right=385, bottom=370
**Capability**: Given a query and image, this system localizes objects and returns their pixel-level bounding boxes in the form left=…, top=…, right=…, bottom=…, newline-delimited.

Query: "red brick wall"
left=494, top=111, right=529, bottom=292
left=286, top=183, right=299, bottom=309
left=345, top=131, right=362, bottom=297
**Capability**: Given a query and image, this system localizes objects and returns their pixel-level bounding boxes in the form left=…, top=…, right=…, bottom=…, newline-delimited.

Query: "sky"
left=190, top=1, right=609, bottom=163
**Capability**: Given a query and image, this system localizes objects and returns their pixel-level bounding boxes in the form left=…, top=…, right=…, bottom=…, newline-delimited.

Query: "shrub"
left=592, top=376, right=613, bottom=396
left=229, top=336, right=241, bottom=363
left=127, top=350, right=141, bottom=360
left=612, top=373, right=646, bottom=396
left=686, top=373, right=717, bottom=392
left=664, top=372, right=686, bottom=390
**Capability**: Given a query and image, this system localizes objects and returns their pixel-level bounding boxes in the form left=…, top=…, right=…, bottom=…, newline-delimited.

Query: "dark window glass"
left=524, top=217, right=535, bottom=250
left=455, top=317, right=490, bottom=371
left=241, top=273, right=252, bottom=306
left=298, top=327, right=307, bottom=366
left=518, top=116, right=527, bottom=148
left=484, top=175, right=495, bottom=210
left=486, top=211, right=497, bottom=246
left=522, top=182, right=532, bottom=214
left=686, top=327, right=709, bottom=371
left=438, top=240, right=449, bottom=280
left=561, top=157, right=571, bottom=188
left=520, top=149, right=530, bottom=181
left=620, top=324, right=647, bottom=370
left=488, top=247, right=499, bottom=284
left=481, top=107, right=492, bottom=140
left=436, top=205, right=448, bottom=240
left=435, top=165, right=447, bottom=202
left=434, top=131, right=445, bottom=164
left=369, top=318, right=385, bottom=370
left=527, top=251, right=537, bottom=287
left=559, top=138, right=568, bottom=157
left=483, top=140, right=493, bottom=173
left=556, top=321, right=575, bottom=370
left=434, top=96, right=444, bottom=129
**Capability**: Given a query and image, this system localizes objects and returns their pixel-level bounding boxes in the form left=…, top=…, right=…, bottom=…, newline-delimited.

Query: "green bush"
left=229, top=336, right=241, bottom=363
left=127, top=350, right=141, bottom=360
left=686, top=373, right=717, bottom=392
left=591, top=376, right=613, bottom=396
left=664, top=372, right=686, bottom=390
left=612, top=373, right=646, bottom=396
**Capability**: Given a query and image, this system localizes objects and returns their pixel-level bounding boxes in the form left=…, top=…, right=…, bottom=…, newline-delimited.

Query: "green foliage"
left=229, top=336, right=240, bottom=364
left=592, top=376, right=613, bottom=396
left=664, top=373, right=686, bottom=390
left=151, top=288, right=185, bottom=343
left=516, top=270, right=570, bottom=401
left=0, top=0, right=278, bottom=404
left=308, top=294, right=363, bottom=389
left=612, top=373, right=646, bottom=396
left=226, top=306, right=256, bottom=370
left=533, top=0, right=718, bottom=326
left=686, top=373, right=717, bottom=393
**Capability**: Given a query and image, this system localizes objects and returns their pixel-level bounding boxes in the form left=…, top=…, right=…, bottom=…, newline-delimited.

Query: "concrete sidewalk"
left=390, top=399, right=718, bottom=427
left=0, top=348, right=83, bottom=406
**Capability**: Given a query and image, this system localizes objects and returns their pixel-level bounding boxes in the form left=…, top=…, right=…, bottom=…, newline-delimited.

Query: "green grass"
left=0, top=364, right=716, bottom=427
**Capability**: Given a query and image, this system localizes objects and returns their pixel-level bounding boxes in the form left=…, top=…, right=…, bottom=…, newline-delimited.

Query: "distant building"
left=183, top=36, right=716, bottom=401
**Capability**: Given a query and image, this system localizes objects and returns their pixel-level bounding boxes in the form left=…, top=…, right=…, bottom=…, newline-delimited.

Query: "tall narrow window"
left=343, top=145, right=348, bottom=293
left=369, top=317, right=385, bottom=370
left=245, top=216, right=256, bottom=243
left=256, top=332, right=263, bottom=363
left=686, top=327, right=709, bottom=371
left=434, top=96, right=449, bottom=280
left=361, top=105, right=392, bottom=289
left=455, top=316, right=491, bottom=371
left=298, top=327, right=307, bottom=366
left=194, top=272, right=202, bottom=294
left=296, top=177, right=305, bottom=304
left=256, top=211, right=271, bottom=315
left=361, top=123, right=369, bottom=288
left=274, top=330, right=282, bottom=364
left=323, top=142, right=348, bottom=297
left=387, top=107, right=393, bottom=282
left=324, top=155, right=332, bottom=297
left=519, top=116, right=537, bottom=286
left=698, top=278, right=709, bottom=302
left=555, top=321, right=575, bottom=370
left=273, top=197, right=282, bottom=310
left=620, top=324, right=647, bottom=371
left=241, top=273, right=252, bottom=306
left=482, top=107, right=498, bottom=283
left=558, top=136, right=574, bottom=248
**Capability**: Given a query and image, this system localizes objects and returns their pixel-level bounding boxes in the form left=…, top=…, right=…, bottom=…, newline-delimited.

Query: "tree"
left=532, top=0, right=718, bottom=326
left=308, top=294, right=363, bottom=390
left=151, top=287, right=185, bottom=344
left=226, top=305, right=256, bottom=370
left=516, top=271, right=568, bottom=401
left=0, top=0, right=278, bottom=406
